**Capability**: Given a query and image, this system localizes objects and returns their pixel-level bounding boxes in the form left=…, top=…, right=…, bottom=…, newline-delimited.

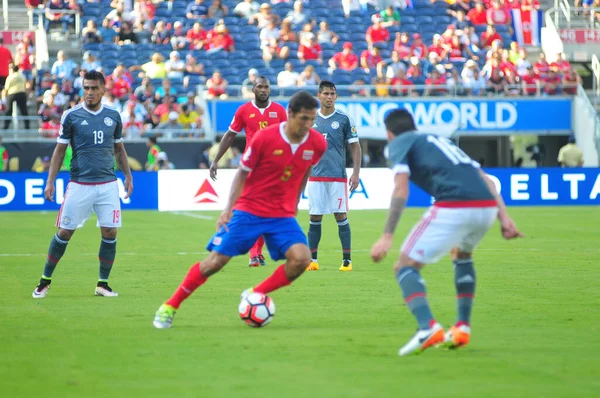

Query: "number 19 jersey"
left=57, top=104, right=123, bottom=184
left=228, top=101, right=288, bottom=144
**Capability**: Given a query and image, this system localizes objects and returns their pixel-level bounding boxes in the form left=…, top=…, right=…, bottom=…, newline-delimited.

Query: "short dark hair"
left=253, top=76, right=270, bottom=88
left=384, top=109, right=417, bottom=136
left=318, top=80, right=336, bottom=93
left=148, top=136, right=158, bottom=144
left=288, top=91, right=318, bottom=114
left=83, top=70, right=106, bottom=86
left=11, top=63, right=19, bottom=73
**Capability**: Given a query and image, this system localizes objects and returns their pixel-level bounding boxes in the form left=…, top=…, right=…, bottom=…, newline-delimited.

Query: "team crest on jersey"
left=104, top=117, right=113, bottom=127
left=272, top=149, right=283, bottom=155
left=212, top=236, right=222, bottom=246
left=331, top=121, right=340, bottom=129
left=249, top=114, right=256, bottom=118
left=351, top=126, right=357, bottom=134
left=302, top=150, right=314, bottom=160
left=269, top=112, right=277, bottom=118
left=62, top=216, right=71, bottom=226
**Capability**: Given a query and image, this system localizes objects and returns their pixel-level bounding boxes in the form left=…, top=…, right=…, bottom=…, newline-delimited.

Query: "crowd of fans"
left=0, top=0, right=585, bottom=139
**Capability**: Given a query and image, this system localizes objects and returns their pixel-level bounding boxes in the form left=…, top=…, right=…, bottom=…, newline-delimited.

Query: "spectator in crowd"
left=329, top=42, right=359, bottom=73
left=40, top=113, right=61, bottom=137
left=521, top=66, right=540, bottom=96
left=44, top=0, right=69, bottom=34
left=480, top=25, right=502, bottom=49
left=467, top=2, right=487, bottom=26
left=44, top=82, right=68, bottom=107
left=379, top=5, right=401, bottom=27
left=230, top=147, right=242, bottom=168
left=183, top=54, right=205, bottom=89
left=0, top=137, right=8, bottom=171
left=187, top=0, right=209, bottom=19
left=360, top=45, right=382, bottom=74
left=156, top=111, right=184, bottom=138
left=390, top=69, right=415, bottom=97
left=284, top=0, right=312, bottom=27
left=208, top=0, right=229, bottom=18
left=81, top=51, right=101, bottom=71
left=533, top=52, right=550, bottom=78
left=155, top=79, right=177, bottom=102
left=297, top=34, right=322, bottom=64
left=562, top=69, right=580, bottom=95
left=446, top=68, right=467, bottom=96
left=187, top=22, right=208, bottom=50
left=516, top=47, right=532, bottom=76
left=205, top=70, right=228, bottom=99
left=260, top=18, right=289, bottom=63
left=377, top=50, right=405, bottom=79
left=410, top=33, right=428, bottom=59
left=146, top=136, right=161, bottom=171
left=0, top=37, right=14, bottom=90
left=316, top=21, right=338, bottom=44
left=486, top=68, right=508, bottom=95
left=542, top=69, right=561, bottom=96
left=241, top=68, right=259, bottom=99
left=152, top=20, right=171, bottom=45
left=61, top=77, right=78, bottom=104
left=341, top=0, right=361, bottom=18
left=234, top=0, right=260, bottom=19
left=452, top=10, right=472, bottom=33
left=51, top=51, right=77, bottom=79
left=133, top=52, right=167, bottom=79
left=153, top=95, right=180, bottom=124
left=393, top=32, right=411, bottom=61
left=134, top=76, right=155, bottom=102
left=277, top=62, right=300, bottom=87
left=197, top=146, right=210, bottom=169
left=557, top=136, right=584, bottom=167
left=461, top=59, right=485, bottom=96
left=157, top=152, right=175, bottom=169
left=487, top=0, right=511, bottom=28
left=2, top=64, right=30, bottom=130
left=423, top=69, right=448, bottom=97
left=178, top=104, right=203, bottom=132
left=297, top=65, right=321, bottom=87
left=249, top=3, right=279, bottom=28
left=208, top=135, right=234, bottom=168
left=169, top=22, right=189, bottom=50
left=117, top=21, right=137, bottom=44
left=165, top=51, right=185, bottom=80
left=99, top=18, right=119, bottom=44
left=82, top=20, right=102, bottom=44
left=206, top=23, right=235, bottom=52
left=550, top=52, right=571, bottom=74
left=366, top=15, right=390, bottom=46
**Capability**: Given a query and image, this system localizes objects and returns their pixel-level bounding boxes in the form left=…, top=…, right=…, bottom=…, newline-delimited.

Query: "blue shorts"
left=206, top=210, right=307, bottom=261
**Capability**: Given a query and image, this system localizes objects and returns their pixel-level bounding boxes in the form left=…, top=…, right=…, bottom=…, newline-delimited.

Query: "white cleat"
left=32, top=283, right=51, bottom=299
left=399, top=322, right=445, bottom=357
left=95, top=285, right=119, bottom=297
left=153, top=304, right=176, bottom=329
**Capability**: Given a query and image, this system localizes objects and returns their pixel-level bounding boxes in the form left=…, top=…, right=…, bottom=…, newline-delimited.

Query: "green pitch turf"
left=1, top=208, right=598, bottom=398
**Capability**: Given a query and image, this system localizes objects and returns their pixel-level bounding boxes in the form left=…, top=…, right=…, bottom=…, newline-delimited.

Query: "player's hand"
left=349, top=173, right=360, bottom=192
left=209, top=162, right=218, bottom=181
left=44, top=182, right=55, bottom=202
left=216, top=209, right=233, bottom=232
left=124, top=177, right=134, bottom=199
left=371, top=234, right=393, bottom=263
left=500, top=217, right=524, bottom=240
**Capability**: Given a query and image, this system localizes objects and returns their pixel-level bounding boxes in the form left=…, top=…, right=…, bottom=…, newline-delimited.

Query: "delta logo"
left=193, top=179, right=219, bottom=203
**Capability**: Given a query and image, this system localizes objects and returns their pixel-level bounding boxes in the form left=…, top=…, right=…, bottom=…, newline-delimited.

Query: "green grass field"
left=1, top=208, right=599, bottom=398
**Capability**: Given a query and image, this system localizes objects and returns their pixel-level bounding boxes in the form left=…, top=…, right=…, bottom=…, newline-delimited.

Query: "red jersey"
left=366, top=26, right=390, bottom=43
left=229, top=101, right=288, bottom=144
left=522, top=73, right=539, bottom=95
left=331, top=52, right=359, bottom=71
left=467, top=8, right=488, bottom=25
left=298, top=43, right=322, bottom=60
left=236, top=123, right=327, bottom=218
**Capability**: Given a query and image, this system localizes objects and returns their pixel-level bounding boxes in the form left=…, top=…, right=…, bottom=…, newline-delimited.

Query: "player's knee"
left=395, top=252, right=424, bottom=272
left=57, top=228, right=75, bottom=240
left=101, top=228, right=117, bottom=240
left=334, top=212, right=347, bottom=222
left=310, top=215, right=323, bottom=223
left=286, top=244, right=311, bottom=272
left=201, top=253, right=229, bottom=276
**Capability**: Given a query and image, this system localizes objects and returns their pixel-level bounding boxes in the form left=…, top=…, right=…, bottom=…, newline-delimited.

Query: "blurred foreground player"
left=370, top=109, right=523, bottom=356
left=154, top=91, right=326, bottom=329
left=209, top=76, right=287, bottom=267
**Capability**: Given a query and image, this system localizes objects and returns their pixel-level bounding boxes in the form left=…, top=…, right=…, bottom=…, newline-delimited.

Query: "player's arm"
left=44, top=143, right=68, bottom=202
left=115, top=142, right=134, bottom=199
left=210, top=130, right=237, bottom=180
left=477, top=169, right=523, bottom=240
left=348, top=141, right=362, bottom=191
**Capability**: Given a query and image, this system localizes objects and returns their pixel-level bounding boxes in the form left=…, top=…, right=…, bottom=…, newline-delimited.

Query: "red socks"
left=254, top=265, right=291, bottom=294
left=166, top=262, right=208, bottom=309
left=249, top=236, right=265, bottom=258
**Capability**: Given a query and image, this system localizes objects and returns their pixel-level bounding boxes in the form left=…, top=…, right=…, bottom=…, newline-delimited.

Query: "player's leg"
left=396, top=207, right=464, bottom=356
left=331, top=181, right=352, bottom=271
left=307, top=214, right=322, bottom=270
left=94, top=181, right=122, bottom=297
left=306, top=181, right=328, bottom=271
left=444, top=207, right=498, bottom=349
left=248, top=218, right=311, bottom=295
left=32, top=183, right=90, bottom=298
left=154, top=210, right=262, bottom=328
left=248, top=236, right=266, bottom=267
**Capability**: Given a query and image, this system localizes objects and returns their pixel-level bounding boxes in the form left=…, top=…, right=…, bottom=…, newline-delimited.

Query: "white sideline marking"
left=171, top=211, right=215, bottom=220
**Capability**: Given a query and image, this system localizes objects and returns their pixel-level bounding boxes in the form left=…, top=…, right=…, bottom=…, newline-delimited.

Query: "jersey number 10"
left=93, top=130, right=104, bottom=145
left=427, top=136, right=473, bottom=166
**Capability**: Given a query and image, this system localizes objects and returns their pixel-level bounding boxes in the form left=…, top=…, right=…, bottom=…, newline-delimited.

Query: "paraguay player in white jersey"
left=32, top=70, right=134, bottom=299
left=306, top=81, right=362, bottom=272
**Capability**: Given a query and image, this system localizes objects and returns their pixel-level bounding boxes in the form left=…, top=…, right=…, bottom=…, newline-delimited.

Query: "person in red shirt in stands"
left=298, top=35, right=322, bottom=64
left=0, top=37, right=13, bottom=90
left=329, top=42, right=359, bottom=72
left=487, top=1, right=512, bottom=26
left=390, top=69, right=415, bottom=97
left=467, top=2, right=488, bottom=25
left=360, top=46, right=382, bottom=74
left=533, top=52, right=550, bottom=78
left=429, top=34, right=449, bottom=59
left=424, top=69, right=448, bottom=96
left=187, top=22, right=208, bottom=50
left=550, top=53, right=571, bottom=75
left=562, top=69, right=580, bottom=95
left=410, top=33, right=428, bottom=59
left=521, top=66, right=540, bottom=96
left=365, top=15, right=390, bottom=46
left=207, top=23, right=235, bottom=52
left=543, top=69, right=561, bottom=95
left=499, top=50, right=517, bottom=83
left=393, top=32, right=411, bottom=61
left=206, top=70, right=228, bottom=99
left=481, top=25, right=503, bottom=48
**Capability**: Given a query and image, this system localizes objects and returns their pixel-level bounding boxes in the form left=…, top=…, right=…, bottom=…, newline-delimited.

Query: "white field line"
left=170, top=211, right=216, bottom=220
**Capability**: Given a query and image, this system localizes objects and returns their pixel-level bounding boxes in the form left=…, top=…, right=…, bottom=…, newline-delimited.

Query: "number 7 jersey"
left=388, top=132, right=495, bottom=205
left=235, top=122, right=327, bottom=218
left=57, top=104, right=123, bottom=183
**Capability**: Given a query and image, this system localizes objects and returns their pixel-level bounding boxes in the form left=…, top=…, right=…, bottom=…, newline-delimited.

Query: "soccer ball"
left=238, top=292, right=276, bottom=328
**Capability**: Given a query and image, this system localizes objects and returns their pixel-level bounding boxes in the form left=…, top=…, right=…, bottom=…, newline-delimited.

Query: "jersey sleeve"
left=57, top=111, right=73, bottom=144
left=228, top=106, right=245, bottom=134
left=278, top=105, right=288, bottom=122
left=113, top=113, right=123, bottom=144
left=345, top=115, right=359, bottom=144
left=240, top=132, right=263, bottom=172
left=388, top=134, right=417, bottom=176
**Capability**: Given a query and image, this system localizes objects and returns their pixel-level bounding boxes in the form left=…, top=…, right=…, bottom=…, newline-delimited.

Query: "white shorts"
left=307, top=180, right=349, bottom=215
left=401, top=206, right=498, bottom=264
left=56, top=180, right=122, bottom=230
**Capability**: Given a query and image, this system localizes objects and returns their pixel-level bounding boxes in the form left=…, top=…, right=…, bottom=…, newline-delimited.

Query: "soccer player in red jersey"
left=153, top=91, right=327, bottom=329
left=209, top=76, right=287, bottom=267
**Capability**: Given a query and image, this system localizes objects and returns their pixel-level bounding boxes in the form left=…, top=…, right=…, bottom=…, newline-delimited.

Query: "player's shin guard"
left=166, top=262, right=208, bottom=309
left=254, top=265, right=291, bottom=294
left=337, top=218, right=351, bottom=262
left=396, top=266, right=435, bottom=330
left=42, top=233, right=69, bottom=279
left=249, top=236, right=265, bottom=258
left=99, top=237, right=117, bottom=281
left=308, top=221, right=322, bottom=261
left=453, top=258, right=476, bottom=326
